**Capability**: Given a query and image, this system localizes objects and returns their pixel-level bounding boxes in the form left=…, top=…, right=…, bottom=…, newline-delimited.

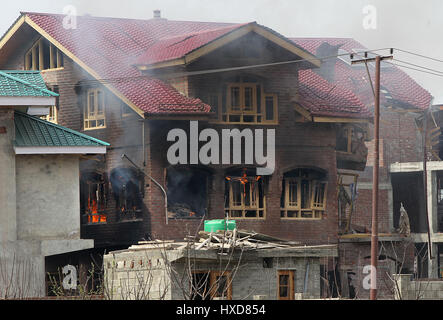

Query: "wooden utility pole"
left=352, top=54, right=392, bottom=300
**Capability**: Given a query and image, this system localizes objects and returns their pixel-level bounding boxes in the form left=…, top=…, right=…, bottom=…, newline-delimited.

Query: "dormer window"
left=25, top=37, right=64, bottom=71
left=219, top=81, right=277, bottom=124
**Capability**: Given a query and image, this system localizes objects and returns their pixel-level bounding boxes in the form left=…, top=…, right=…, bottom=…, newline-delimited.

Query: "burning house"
left=0, top=11, right=433, bottom=299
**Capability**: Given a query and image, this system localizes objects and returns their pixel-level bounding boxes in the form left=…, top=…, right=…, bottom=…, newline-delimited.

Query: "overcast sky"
left=1, top=0, right=442, bottom=100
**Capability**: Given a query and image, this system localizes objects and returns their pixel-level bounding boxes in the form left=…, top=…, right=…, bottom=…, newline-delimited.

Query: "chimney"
left=153, top=10, right=161, bottom=19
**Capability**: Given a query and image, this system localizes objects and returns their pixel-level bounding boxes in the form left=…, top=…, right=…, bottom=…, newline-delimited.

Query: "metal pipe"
left=370, top=55, right=381, bottom=300
left=121, top=153, right=169, bottom=225
left=423, top=98, right=434, bottom=260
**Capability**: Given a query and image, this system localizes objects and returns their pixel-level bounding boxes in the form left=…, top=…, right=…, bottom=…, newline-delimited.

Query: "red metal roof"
left=298, top=69, right=371, bottom=118
left=23, top=12, right=239, bottom=115
left=19, top=13, right=430, bottom=119
left=135, top=23, right=249, bottom=66
left=292, top=37, right=432, bottom=112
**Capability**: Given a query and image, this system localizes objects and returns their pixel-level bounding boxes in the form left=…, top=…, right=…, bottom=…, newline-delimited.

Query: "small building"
left=103, top=230, right=338, bottom=300
left=0, top=70, right=109, bottom=298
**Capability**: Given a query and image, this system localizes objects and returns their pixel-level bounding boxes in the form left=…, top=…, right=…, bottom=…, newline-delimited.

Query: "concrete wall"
left=15, top=154, right=81, bottom=240
left=0, top=109, right=16, bottom=242
left=103, top=248, right=322, bottom=300
left=0, top=241, right=45, bottom=298
left=394, top=274, right=443, bottom=300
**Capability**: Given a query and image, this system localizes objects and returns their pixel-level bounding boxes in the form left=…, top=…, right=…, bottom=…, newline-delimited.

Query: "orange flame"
left=88, top=196, right=107, bottom=223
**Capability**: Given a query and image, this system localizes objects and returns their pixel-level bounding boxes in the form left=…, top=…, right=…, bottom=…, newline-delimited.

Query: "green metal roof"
left=14, top=111, right=110, bottom=147
left=0, top=70, right=59, bottom=97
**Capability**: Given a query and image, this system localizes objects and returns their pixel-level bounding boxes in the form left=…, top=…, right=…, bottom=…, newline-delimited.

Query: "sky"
left=1, top=0, right=442, bottom=100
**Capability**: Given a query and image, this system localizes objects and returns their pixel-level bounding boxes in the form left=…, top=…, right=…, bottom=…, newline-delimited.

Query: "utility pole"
left=352, top=54, right=392, bottom=300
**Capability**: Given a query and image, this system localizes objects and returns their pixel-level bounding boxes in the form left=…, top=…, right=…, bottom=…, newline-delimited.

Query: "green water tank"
left=204, top=219, right=236, bottom=233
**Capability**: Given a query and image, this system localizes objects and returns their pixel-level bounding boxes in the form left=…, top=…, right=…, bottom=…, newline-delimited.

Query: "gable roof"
left=291, top=37, right=432, bottom=112
left=14, top=110, right=109, bottom=154
left=0, top=12, right=320, bottom=118
left=10, top=12, right=220, bottom=117
left=134, top=22, right=321, bottom=69
left=296, top=69, right=371, bottom=120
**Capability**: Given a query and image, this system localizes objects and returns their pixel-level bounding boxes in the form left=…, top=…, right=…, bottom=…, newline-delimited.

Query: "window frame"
left=40, top=85, right=59, bottom=124
left=225, top=175, right=266, bottom=219
left=219, top=82, right=278, bottom=124
left=210, top=271, right=232, bottom=300
left=84, top=88, right=106, bottom=130
left=280, top=171, right=327, bottom=220
left=25, top=37, right=64, bottom=71
left=190, top=271, right=232, bottom=300
left=277, top=270, right=295, bottom=300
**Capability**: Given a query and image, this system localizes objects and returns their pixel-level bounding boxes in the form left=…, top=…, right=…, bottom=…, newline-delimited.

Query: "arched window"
left=280, top=168, right=327, bottom=219
left=224, top=168, right=266, bottom=219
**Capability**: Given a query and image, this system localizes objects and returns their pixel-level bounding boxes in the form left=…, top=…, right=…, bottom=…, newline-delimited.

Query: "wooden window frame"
left=336, top=125, right=354, bottom=154
left=40, top=85, right=59, bottom=124
left=25, top=37, right=64, bottom=71
left=277, top=270, right=295, bottom=300
left=84, top=88, right=106, bottom=130
left=40, top=105, right=58, bottom=124
left=280, top=174, right=327, bottom=220
left=210, top=271, right=232, bottom=300
left=225, top=176, right=266, bottom=219
left=220, top=82, right=278, bottom=125
left=191, top=271, right=232, bottom=300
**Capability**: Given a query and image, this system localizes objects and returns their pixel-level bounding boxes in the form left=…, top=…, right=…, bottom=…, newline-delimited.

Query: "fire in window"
left=280, top=168, right=327, bottom=219
left=80, top=171, right=107, bottom=223
left=224, top=168, right=266, bottom=219
left=167, top=167, right=209, bottom=219
left=110, top=167, right=144, bottom=219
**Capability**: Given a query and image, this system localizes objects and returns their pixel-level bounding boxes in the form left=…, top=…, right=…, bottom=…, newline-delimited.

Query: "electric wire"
left=43, top=47, right=392, bottom=88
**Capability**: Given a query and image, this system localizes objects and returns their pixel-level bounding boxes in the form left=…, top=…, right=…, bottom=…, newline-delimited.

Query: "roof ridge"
left=22, top=11, right=243, bottom=25
left=0, top=70, right=59, bottom=97
left=156, top=22, right=251, bottom=42
left=14, top=111, right=110, bottom=146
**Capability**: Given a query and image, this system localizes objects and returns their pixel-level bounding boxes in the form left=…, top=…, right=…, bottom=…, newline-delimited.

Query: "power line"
left=393, top=48, right=443, bottom=64
left=43, top=47, right=392, bottom=88
left=393, top=58, right=443, bottom=75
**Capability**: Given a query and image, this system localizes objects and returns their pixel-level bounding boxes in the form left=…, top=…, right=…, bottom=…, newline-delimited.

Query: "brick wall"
left=146, top=65, right=340, bottom=244
left=352, top=108, right=423, bottom=233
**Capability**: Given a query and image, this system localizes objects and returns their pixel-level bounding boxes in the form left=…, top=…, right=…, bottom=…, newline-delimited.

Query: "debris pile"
left=134, top=229, right=301, bottom=252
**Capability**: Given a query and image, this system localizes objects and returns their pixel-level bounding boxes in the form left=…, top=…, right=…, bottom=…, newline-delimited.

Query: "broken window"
left=337, top=172, right=359, bottom=233
left=25, top=37, right=64, bottom=71
left=110, top=167, right=144, bottom=220
left=190, top=271, right=232, bottom=300
left=80, top=171, right=107, bottom=224
left=280, top=168, right=327, bottom=219
left=225, top=168, right=265, bottom=219
left=167, top=167, right=209, bottom=219
left=336, top=124, right=367, bottom=154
